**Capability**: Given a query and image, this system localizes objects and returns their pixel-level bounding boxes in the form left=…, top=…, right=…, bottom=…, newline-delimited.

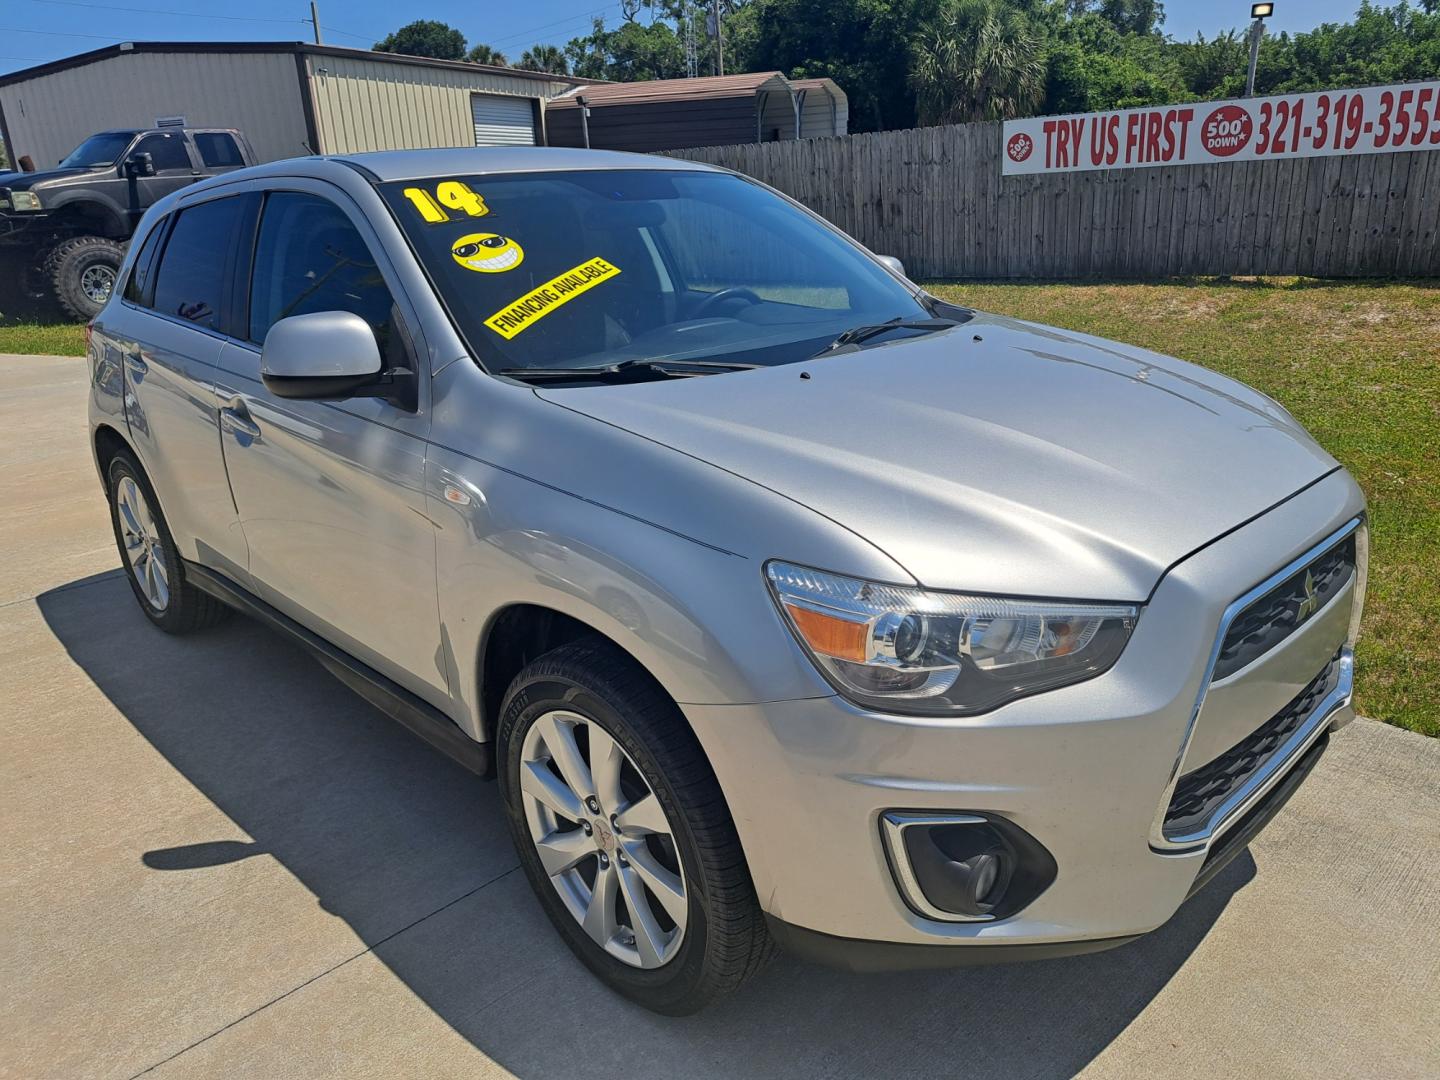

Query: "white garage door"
left=472, top=94, right=537, bottom=146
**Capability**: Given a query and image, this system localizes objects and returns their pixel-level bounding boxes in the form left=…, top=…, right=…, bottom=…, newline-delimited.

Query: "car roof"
left=331, top=146, right=723, bottom=182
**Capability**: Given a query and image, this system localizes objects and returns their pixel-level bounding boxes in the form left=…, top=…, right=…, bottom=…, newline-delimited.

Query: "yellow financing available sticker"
left=485, top=257, right=622, bottom=340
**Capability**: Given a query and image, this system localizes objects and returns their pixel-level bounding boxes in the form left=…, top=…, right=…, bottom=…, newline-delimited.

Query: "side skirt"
left=184, top=560, right=493, bottom=778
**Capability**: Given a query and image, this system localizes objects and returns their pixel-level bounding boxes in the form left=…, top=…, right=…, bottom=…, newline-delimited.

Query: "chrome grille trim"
left=1148, top=517, right=1362, bottom=854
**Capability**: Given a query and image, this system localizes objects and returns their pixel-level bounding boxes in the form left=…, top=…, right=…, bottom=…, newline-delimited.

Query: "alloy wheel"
left=81, top=264, right=115, bottom=305
left=519, top=709, right=688, bottom=968
left=115, top=476, right=169, bottom=610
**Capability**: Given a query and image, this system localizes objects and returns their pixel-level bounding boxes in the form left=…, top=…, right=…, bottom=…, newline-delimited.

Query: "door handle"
left=219, top=406, right=261, bottom=441
left=124, top=353, right=148, bottom=377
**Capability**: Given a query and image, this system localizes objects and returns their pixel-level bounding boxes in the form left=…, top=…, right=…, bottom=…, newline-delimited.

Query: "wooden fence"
left=666, top=121, right=1440, bottom=279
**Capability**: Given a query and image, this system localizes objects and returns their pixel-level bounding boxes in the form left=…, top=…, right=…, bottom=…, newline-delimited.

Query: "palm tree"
left=517, top=44, right=569, bottom=75
left=465, top=43, right=510, bottom=66
left=910, top=0, right=1045, bottom=126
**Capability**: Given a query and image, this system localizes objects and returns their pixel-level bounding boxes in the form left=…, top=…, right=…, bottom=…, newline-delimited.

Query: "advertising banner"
left=1001, top=81, right=1440, bottom=175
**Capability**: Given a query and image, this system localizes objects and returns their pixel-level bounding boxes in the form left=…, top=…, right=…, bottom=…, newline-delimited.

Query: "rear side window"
left=132, top=131, right=191, bottom=172
left=123, top=219, right=167, bottom=306
left=248, top=192, right=396, bottom=353
left=194, top=133, right=244, bottom=168
left=151, top=196, right=248, bottom=331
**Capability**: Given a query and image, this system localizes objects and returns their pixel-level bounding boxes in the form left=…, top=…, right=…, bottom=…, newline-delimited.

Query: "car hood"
left=1, top=167, right=90, bottom=190
left=536, top=313, right=1337, bottom=600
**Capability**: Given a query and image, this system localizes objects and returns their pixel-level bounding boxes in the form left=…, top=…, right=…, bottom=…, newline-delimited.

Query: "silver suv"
left=87, top=148, right=1367, bottom=1014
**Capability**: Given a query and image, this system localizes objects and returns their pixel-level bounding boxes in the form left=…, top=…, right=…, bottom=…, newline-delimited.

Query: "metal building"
left=545, top=72, right=849, bottom=153
left=0, top=42, right=584, bottom=170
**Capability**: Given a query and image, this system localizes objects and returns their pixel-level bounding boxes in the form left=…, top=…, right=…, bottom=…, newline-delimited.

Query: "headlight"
left=8, top=191, right=42, bottom=211
left=766, top=561, right=1139, bottom=716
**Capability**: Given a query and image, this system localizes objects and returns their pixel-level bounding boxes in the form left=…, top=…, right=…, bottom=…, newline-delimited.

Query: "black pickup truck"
left=0, top=126, right=257, bottom=320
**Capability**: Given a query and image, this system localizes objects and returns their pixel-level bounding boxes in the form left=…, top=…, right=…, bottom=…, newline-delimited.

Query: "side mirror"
left=261, top=312, right=382, bottom=400
left=875, top=254, right=907, bottom=279
left=124, top=152, right=156, bottom=177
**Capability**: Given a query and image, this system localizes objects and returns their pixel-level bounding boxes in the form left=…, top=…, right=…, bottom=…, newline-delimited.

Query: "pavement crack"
left=126, top=864, right=521, bottom=1078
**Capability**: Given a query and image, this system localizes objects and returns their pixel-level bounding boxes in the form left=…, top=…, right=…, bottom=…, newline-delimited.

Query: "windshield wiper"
left=497, top=357, right=763, bottom=383
left=812, top=317, right=959, bottom=358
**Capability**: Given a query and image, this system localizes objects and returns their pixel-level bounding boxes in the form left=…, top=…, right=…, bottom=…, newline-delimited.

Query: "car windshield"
left=379, top=169, right=932, bottom=376
left=58, top=132, right=137, bottom=168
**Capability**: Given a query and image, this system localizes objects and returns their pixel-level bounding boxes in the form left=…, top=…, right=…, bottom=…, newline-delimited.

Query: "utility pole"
left=1245, top=3, right=1274, bottom=97
left=309, top=0, right=323, bottom=45
left=710, top=0, right=724, bottom=77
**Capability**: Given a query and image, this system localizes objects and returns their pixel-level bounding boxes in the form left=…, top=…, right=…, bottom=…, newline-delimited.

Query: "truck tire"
left=46, top=236, right=125, bottom=321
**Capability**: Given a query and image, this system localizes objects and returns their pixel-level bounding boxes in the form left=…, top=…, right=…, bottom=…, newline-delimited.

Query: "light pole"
left=1245, top=3, right=1274, bottom=97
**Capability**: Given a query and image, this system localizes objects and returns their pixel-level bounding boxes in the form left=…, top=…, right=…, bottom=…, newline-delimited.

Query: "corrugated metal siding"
left=0, top=50, right=310, bottom=167
left=471, top=94, right=535, bottom=145
left=307, top=54, right=561, bottom=154
left=547, top=98, right=760, bottom=153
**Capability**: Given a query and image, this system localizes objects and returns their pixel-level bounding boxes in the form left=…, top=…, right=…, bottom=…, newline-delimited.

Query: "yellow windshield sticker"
left=452, top=233, right=524, bottom=273
left=403, top=181, right=489, bottom=223
left=485, top=257, right=622, bottom=340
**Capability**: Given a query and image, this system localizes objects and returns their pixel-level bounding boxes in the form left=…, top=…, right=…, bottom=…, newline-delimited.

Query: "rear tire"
left=498, top=638, right=773, bottom=1014
left=106, top=452, right=230, bottom=634
left=46, top=235, right=124, bottom=321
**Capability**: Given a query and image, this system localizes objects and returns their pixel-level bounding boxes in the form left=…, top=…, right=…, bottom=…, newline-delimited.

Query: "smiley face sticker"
left=451, top=233, right=524, bottom=273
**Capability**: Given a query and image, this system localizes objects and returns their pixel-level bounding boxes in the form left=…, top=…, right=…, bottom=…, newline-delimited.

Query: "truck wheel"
left=498, top=638, right=774, bottom=1014
left=46, top=236, right=125, bottom=321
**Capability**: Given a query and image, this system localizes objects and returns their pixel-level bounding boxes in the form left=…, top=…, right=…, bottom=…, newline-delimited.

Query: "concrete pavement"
left=2, top=352, right=1438, bottom=1079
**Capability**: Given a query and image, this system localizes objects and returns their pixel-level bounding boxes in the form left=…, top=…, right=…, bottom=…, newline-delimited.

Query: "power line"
left=0, top=26, right=128, bottom=39
left=486, top=3, right=623, bottom=49
left=23, top=0, right=308, bottom=23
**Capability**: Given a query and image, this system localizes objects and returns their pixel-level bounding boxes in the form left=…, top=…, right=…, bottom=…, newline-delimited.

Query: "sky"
left=0, top=0, right=1377, bottom=78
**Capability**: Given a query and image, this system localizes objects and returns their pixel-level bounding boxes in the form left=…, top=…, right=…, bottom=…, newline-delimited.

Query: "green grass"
left=0, top=315, right=87, bottom=357
left=926, top=278, right=1439, bottom=737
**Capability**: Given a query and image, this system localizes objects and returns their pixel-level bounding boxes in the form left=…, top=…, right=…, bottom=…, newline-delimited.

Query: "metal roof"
left=0, top=40, right=591, bottom=90
left=548, top=72, right=792, bottom=109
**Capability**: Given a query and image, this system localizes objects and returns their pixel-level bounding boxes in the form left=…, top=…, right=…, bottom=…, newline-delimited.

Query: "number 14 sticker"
left=403, top=181, right=488, bottom=223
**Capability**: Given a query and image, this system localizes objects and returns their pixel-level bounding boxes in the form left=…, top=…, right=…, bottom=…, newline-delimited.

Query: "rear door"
left=213, top=181, right=448, bottom=704
left=110, top=192, right=253, bottom=580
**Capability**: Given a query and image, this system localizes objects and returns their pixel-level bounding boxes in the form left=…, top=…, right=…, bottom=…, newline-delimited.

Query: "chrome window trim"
left=1148, top=516, right=1363, bottom=854
left=879, top=811, right=995, bottom=923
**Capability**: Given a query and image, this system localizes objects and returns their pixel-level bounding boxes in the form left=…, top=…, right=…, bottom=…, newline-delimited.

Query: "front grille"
left=1213, top=535, right=1355, bottom=682
left=1164, top=652, right=1340, bottom=839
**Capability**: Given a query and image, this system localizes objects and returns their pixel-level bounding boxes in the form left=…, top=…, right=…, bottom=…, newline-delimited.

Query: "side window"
left=151, top=196, right=247, bottom=331
left=248, top=192, right=397, bottom=357
left=123, top=218, right=167, bottom=306
left=193, top=133, right=244, bottom=169
left=132, top=132, right=192, bottom=172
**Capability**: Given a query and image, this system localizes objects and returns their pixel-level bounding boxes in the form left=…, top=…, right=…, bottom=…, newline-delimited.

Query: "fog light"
left=880, top=812, right=1057, bottom=922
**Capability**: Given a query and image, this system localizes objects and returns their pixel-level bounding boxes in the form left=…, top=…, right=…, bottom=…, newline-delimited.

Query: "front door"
left=121, top=131, right=201, bottom=228
left=213, top=184, right=448, bottom=705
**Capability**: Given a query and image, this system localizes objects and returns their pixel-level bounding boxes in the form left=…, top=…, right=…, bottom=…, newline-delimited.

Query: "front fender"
left=426, top=441, right=840, bottom=742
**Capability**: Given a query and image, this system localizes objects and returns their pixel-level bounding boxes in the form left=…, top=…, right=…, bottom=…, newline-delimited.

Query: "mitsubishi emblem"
left=1296, top=569, right=1320, bottom=623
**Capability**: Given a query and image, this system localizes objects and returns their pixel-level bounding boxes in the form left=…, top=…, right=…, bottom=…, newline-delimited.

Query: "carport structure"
left=545, top=71, right=848, bottom=153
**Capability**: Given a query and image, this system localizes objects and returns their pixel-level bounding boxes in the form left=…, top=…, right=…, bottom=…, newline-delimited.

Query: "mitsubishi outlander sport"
left=86, top=148, right=1367, bottom=1014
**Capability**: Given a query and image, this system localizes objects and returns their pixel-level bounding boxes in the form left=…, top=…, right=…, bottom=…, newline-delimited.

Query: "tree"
left=373, top=19, right=467, bottom=60
left=910, top=0, right=1046, bottom=124
left=563, top=17, right=688, bottom=81
left=517, top=44, right=568, bottom=74
left=465, top=43, right=510, bottom=66
left=746, top=0, right=941, bottom=132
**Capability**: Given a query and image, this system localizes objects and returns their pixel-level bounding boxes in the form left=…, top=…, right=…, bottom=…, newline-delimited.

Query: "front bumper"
left=0, top=210, right=50, bottom=242
left=683, top=469, right=1365, bottom=963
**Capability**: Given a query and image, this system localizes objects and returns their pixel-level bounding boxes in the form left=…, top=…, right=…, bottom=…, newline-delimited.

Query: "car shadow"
left=38, top=571, right=1252, bottom=1079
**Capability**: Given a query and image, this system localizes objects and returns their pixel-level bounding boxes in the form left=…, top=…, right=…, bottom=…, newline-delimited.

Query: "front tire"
left=106, top=452, right=230, bottom=634
left=498, top=638, right=772, bottom=1014
left=47, top=235, right=125, bottom=321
